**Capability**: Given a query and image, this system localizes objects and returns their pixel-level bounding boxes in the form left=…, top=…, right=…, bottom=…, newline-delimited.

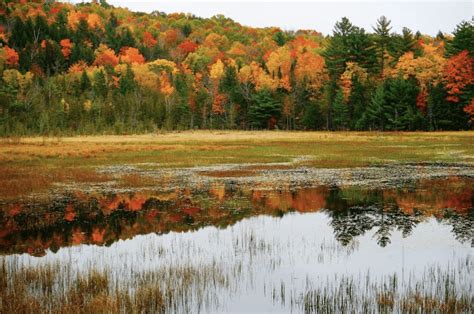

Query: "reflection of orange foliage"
left=384, top=177, right=473, bottom=215
left=127, top=195, right=147, bottom=211
left=210, top=184, right=225, bottom=200
left=64, top=204, right=76, bottom=221
left=182, top=206, right=200, bottom=216
left=72, top=228, right=85, bottom=245
left=7, top=204, right=22, bottom=216
left=169, top=213, right=183, bottom=223
left=92, top=227, right=106, bottom=244
left=146, top=209, right=160, bottom=223
left=254, top=187, right=327, bottom=212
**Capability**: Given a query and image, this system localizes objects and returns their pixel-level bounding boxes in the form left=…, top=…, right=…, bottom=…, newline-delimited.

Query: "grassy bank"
left=1, top=131, right=473, bottom=200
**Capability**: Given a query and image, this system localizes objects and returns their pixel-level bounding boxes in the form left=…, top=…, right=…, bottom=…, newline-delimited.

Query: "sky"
left=69, top=0, right=473, bottom=35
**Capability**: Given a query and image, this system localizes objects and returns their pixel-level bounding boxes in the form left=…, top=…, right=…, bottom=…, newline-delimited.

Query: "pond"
left=0, top=173, right=472, bottom=312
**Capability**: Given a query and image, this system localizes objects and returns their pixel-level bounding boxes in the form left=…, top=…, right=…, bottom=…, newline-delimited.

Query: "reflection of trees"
left=325, top=186, right=423, bottom=247
left=0, top=184, right=472, bottom=255
left=441, top=209, right=473, bottom=247
left=328, top=206, right=422, bottom=247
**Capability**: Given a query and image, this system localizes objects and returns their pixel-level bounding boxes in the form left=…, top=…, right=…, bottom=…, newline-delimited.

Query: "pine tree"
left=119, top=65, right=136, bottom=95
left=383, top=76, right=422, bottom=130
left=373, top=16, right=392, bottom=75
left=93, top=70, right=108, bottom=99
left=80, top=70, right=91, bottom=93
left=272, top=31, right=286, bottom=47
left=324, top=17, right=377, bottom=79
left=249, top=89, right=281, bottom=129
left=332, top=89, right=349, bottom=130
left=445, top=21, right=474, bottom=57
left=358, top=84, right=385, bottom=130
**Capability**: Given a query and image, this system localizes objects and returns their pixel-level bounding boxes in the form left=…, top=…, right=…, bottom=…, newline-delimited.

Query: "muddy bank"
left=93, top=161, right=474, bottom=193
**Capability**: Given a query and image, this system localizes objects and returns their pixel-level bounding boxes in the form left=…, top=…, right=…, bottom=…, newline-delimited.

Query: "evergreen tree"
left=383, top=76, right=422, bottom=130
left=74, top=18, right=91, bottom=44
left=347, top=75, right=368, bottom=129
left=105, top=13, right=119, bottom=50
left=50, top=9, right=69, bottom=41
left=429, top=84, right=470, bottom=130
left=332, top=89, right=349, bottom=130
left=324, top=17, right=377, bottom=79
left=118, top=28, right=136, bottom=51
left=34, top=15, right=50, bottom=43
left=39, top=40, right=65, bottom=76
left=182, top=23, right=192, bottom=37
left=10, top=17, right=28, bottom=49
left=272, top=31, right=286, bottom=47
left=391, top=27, right=416, bottom=59
left=70, top=43, right=94, bottom=65
left=248, top=89, right=281, bottom=129
left=119, top=65, right=136, bottom=95
left=445, top=21, right=474, bottom=57
left=93, top=70, right=108, bottom=99
left=80, top=70, right=91, bottom=93
left=373, top=16, right=392, bottom=75
left=358, top=84, right=385, bottom=130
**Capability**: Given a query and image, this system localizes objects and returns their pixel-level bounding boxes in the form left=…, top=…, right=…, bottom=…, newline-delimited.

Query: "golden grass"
left=0, top=165, right=111, bottom=200
left=1, top=130, right=472, bottom=162
left=0, top=131, right=472, bottom=199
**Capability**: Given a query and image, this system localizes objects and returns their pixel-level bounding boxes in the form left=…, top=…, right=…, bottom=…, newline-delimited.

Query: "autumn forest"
left=0, top=0, right=473, bottom=135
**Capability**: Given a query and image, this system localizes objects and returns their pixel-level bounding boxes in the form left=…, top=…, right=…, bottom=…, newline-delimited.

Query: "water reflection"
left=0, top=176, right=472, bottom=256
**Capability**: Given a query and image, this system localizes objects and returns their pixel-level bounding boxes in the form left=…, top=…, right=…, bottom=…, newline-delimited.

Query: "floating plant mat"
left=0, top=175, right=472, bottom=312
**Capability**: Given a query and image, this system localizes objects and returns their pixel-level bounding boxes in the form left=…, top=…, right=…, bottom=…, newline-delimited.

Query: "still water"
left=1, top=176, right=472, bottom=312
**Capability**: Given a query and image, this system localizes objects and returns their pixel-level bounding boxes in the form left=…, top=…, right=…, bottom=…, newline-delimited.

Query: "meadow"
left=1, top=131, right=473, bottom=200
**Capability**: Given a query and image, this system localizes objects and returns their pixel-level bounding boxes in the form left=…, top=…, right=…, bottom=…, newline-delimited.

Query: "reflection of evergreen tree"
left=324, top=187, right=424, bottom=247
left=374, top=212, right=392, bottom=247
left=442, top=209, right=473, bottom=247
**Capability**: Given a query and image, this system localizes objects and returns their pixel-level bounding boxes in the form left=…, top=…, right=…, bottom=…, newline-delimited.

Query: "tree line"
left=0, top=0, right=473, bottom=135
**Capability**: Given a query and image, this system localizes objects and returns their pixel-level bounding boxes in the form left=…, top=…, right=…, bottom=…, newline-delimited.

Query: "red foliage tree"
left=143, top=31, right=157, bottom=48
left=178, top=39, right=198, bottom=56
left=443, top=50, right=473, bottom=103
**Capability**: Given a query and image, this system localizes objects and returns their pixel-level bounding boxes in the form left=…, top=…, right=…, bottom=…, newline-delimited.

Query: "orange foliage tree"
left=0, top=46, right=19, bottom=68
left=94, top=44, right=119, bottom=67
left=60, top=39, right=73, bottom=59
left=120, top=47, right=145, bottom=64
left=143, top=31, right=157, bottom=47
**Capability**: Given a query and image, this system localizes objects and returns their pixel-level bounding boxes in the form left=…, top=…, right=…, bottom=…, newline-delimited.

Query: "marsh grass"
left=1, top=131, right=473, bottom=200
left=297, top=261, right=473, bottom=313
left=1, top=237, right=471, bottom=313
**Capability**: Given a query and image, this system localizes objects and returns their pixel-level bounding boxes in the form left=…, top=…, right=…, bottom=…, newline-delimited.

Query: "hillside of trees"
left=0, top=0, right=473, bottom=135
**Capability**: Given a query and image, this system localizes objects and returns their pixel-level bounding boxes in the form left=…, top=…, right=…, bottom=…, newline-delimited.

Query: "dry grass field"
left=1, top=131, right=473, bottom=199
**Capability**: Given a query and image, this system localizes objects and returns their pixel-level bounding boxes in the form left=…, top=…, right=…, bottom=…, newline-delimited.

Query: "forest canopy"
left=0, top=0, right=473, bottom=135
